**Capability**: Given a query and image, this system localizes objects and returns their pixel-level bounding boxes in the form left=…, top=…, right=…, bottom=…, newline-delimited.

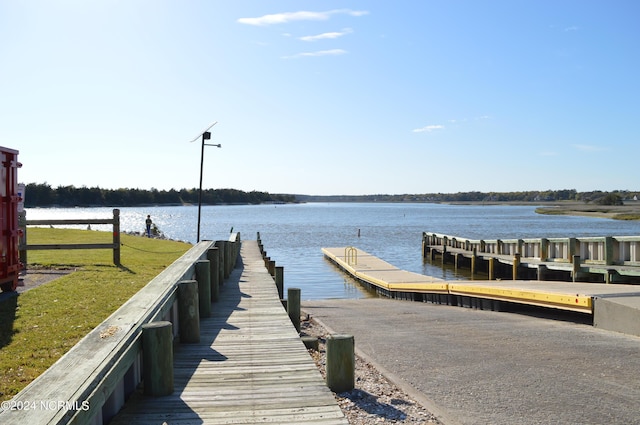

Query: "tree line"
left=296, top=189, right=637, bottom=205
left=23, top=184, right=636, bottom=208
left=23, top=183, right=296, bottom=208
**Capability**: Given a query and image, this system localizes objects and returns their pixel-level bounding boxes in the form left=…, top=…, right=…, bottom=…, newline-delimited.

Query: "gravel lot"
left=301, top=316, right=444, bottom=425
left=0, top=268, right=71, bottom=302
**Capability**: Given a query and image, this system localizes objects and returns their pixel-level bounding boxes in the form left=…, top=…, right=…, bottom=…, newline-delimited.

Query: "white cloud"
left=300, top=28, right=353, bottom=42
left=282, top=49, right=348, bottom=59
left=238, top=9, right=368, bottom=26
left=413, top=125, right=445, bottom=133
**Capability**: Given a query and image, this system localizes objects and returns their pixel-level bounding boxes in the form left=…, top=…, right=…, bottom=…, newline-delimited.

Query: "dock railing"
left=423, top=232, right=640, bottom=266
left=0, top=233, right=241, bottom=425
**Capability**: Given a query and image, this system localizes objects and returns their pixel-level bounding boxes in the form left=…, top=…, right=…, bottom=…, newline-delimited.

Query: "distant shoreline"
left=24, top=200, right=640, bottom=220
left=446, top=200, right=640, bottom=220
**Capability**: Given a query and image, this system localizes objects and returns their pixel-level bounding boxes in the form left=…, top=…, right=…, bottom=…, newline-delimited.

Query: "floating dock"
left=322, top=247, right=448, bottom=296
left=323, top=247, right=640, bottom=336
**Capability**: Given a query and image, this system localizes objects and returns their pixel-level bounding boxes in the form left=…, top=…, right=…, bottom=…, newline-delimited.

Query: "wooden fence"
left=19, top=209, right=121, bottom=266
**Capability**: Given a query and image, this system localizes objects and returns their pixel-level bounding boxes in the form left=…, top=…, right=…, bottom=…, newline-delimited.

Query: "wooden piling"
left=287, top=287, right=301, bottom=333
left=326, top=334, right=355, bottom=393
left=301, top=336, right=319, bottom=351
left=512, top=253, right=521, bottom=280
left=572, top=255, right=580, bottom=282
left=195, top=260, right=211, bottom=318
left=471, top=248, right=477, bottom=277
left=215, top=240, right=225, bottom=286
left=142, top=321, right=174, bottom=396
left=422, top=235, right=428, bottom=258
left=538, top=265, right=547, bottom=281
left=177, top=280, right=200, bottom=343
left=488, top=257, right=495, bottom=280
left=275, top=266, right=284, bottom=300
left=207, top=247, right=220, bottom=302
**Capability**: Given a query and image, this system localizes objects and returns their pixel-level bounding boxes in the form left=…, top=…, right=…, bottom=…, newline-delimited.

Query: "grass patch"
left=613, top=214, right=640, bottom=221
left=0, top=228, right=191, bottom=401
left=534, top=207, right=566, bottom=215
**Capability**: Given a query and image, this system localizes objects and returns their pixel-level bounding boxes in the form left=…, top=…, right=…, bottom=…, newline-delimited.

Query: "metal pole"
left=196, top=130, right=221, bottom=243
left=197, top=132, right=209, bottom=243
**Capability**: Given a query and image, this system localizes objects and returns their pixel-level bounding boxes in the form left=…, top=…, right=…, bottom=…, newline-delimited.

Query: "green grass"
left=0, top=228, right=192, bottom=401
left=534, top=207, right=566, bottom=215
left=613, top=214, right=640, bottom=220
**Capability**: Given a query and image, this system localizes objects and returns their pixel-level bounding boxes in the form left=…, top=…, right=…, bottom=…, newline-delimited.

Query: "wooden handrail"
left=0, top=239, right=242, bottom=425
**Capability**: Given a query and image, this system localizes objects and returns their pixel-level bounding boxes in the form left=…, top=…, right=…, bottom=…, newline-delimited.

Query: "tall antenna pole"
left=195, top=123, right=221, bottom=242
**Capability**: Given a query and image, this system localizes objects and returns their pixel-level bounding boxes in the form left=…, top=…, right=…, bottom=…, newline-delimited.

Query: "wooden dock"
left=111, top=241, right=348, bottom=425
left=322, top=247, right=448, bottom=295
left=323, top=246, right=640, bottom=317
left=422, top=231, right=640, bottom=284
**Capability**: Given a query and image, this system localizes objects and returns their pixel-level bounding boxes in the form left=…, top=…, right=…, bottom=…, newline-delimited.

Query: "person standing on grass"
left=145, top=215, right=152, bottom=237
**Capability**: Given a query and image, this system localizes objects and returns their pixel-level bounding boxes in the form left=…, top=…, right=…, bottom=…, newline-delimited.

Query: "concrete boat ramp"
left=322, top=247, right=640, bottom=337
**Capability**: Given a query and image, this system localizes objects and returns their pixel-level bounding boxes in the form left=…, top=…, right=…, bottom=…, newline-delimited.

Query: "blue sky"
left=1, top=1, right=638, bottom=196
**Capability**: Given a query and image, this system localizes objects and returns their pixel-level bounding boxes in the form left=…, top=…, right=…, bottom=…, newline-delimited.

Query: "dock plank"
left=111, top=241, right=347, bottom=425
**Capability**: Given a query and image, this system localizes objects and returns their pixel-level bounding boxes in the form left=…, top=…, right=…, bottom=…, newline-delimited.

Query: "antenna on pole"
left=188, top=121, right=218, bottom=143
left=193, top=121, right=222, bottom=242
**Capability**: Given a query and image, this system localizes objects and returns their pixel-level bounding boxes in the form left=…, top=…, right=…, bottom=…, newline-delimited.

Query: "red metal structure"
left=0, top=146, right=22, bottom=292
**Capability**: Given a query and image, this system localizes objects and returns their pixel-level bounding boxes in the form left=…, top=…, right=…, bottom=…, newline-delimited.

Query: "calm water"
left=25, top=203, right=640, bottom=300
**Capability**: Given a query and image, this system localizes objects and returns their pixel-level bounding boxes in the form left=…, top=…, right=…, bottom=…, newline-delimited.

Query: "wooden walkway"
left=111, top=241, right=347, bottom=425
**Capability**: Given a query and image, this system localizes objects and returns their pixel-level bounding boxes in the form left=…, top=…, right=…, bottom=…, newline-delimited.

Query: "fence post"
left=18, top=211, right=27, bottom=266
left=112, top=209, right=121, bottom=266
left=195, top=260, right=211, bottom=318
left=142, top=321, right=174, bottom=396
